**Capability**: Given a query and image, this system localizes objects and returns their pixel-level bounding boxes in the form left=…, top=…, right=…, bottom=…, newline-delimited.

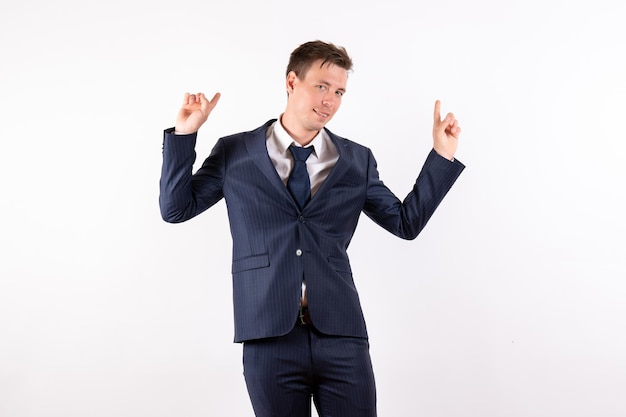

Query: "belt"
left=297, top=306, right=313, bottom=326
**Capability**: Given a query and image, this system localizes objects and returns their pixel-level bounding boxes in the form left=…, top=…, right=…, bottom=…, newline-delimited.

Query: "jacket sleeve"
left=362, top=148, right=465, bottom=240
left=159, top=128, right=225, bottom=223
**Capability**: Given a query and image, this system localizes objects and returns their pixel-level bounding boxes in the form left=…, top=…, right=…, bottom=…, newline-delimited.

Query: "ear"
left=286, top=71, right=298, bottom=94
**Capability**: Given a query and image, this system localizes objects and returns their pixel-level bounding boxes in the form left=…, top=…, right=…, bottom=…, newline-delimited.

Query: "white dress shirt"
left=266, top=116, right=340, bottom=307
left=265, top=116, right=339, bottom=197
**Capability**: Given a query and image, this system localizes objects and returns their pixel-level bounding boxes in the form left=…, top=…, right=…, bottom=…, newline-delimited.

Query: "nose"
left=322, top=92, right=336, bottom=107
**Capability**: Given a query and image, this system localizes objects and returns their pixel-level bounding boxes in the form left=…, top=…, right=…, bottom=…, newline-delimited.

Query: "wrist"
left=434, top=148, right=454, bottom=161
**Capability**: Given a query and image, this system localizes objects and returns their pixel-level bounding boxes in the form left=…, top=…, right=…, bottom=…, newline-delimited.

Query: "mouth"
left=313, top=108, right=330, bottom=119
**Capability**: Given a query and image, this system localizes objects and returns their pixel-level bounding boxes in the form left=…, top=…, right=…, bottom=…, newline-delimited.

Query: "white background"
left=1, top=0, right=625, bottom=416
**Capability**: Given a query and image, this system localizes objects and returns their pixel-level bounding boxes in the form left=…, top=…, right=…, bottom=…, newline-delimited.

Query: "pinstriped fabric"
left=160, top=121, right=465, bottom=342
left=243, top=325, right=376, bottom=417
left=160, top=121, right=464, bottom=416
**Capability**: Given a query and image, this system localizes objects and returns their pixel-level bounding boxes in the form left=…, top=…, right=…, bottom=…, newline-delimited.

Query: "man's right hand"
left=175, top=92, right=221, bottom=134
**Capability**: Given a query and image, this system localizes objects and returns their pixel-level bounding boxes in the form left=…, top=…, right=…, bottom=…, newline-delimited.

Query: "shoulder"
left=220, top=119, right=277, bottom=145
left=324, top=127, right=373, bottom=159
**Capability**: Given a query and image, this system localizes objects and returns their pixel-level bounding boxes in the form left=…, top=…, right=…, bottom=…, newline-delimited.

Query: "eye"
left=316, top=85, right=328, bottom=91
left=335, top=90, right=344, bottom=97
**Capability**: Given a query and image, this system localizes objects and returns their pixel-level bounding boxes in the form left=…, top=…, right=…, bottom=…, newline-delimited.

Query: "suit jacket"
left=160, top=120, right=465, bottom=342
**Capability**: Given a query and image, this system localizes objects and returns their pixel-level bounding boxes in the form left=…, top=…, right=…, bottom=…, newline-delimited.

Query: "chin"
left=317, top=117, right=334, bottom=128
left=307, top=119, right=327, bottom=131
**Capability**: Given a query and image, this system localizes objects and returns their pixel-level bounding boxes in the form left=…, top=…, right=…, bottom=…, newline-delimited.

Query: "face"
left=284, top=60, right=348, bottom=136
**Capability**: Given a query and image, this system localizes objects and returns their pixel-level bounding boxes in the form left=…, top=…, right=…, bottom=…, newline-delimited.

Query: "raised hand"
left=175, top=92, right=221, bottom=134
left=432, top=100, right=461, bottom=161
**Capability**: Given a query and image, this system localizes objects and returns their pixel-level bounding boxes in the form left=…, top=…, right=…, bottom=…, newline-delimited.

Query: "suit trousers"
left=242, top=323, right=377, bottom=417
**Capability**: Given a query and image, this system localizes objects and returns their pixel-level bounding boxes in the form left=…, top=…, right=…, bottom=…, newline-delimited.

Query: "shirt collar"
left=273, top=115, right=325, bottom=157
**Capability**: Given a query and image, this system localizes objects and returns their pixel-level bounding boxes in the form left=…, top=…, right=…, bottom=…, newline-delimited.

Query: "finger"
left=209, top=92, right=221, bottom=107
left=202, top=92, right=221, bottom=112
left=198, top=93, right=209, bottom=111
left=448, top=122, right=461, bottom=138
left=209, top=92, right=221, bottom=104
left=434, top=100, right=442, bottom=122
left=182, top=92, right=191, bottom=105
left=443, top=113, right=457, bottom=130
left=451, top=119, right=459, bottom=132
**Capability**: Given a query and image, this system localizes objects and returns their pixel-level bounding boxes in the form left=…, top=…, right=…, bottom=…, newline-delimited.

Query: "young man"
left=160, top=40, right=464, bottom=417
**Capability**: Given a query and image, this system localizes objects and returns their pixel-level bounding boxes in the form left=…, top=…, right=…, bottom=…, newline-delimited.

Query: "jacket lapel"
left=243, top=120, right=297, bottom=205
left=243, top=122, right=354, bottom=211
left=307, top=129, right=351, bottom=204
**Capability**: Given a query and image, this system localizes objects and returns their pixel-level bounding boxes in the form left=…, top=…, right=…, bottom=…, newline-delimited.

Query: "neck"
left=280, top=114, right=318, bottom=146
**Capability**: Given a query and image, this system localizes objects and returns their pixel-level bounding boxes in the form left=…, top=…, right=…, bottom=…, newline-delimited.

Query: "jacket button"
left=296, top=249, right=303, bottom=256
left=299, top=215, right=305, bottom=223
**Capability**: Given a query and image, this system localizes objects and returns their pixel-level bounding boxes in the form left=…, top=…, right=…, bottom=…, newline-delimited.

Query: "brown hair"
left=286, top=40, right=353, bottom=79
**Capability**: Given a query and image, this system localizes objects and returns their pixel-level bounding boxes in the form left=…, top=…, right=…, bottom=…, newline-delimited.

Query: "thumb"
left=202, top=92, right=221, bottom=114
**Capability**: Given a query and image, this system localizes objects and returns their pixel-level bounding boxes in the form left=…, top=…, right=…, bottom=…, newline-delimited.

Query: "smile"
left=314, top=109, right=330, bottom=118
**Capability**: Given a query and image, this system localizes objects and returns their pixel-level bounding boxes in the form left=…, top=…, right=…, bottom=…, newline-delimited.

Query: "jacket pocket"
left=327, top=256, right=352, bottom=273
left=232, top=253, right=270, bottom=273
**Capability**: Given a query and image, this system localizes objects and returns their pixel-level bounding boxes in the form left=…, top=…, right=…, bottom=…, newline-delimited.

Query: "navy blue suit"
left=159, top=119, right=464, bottom=415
